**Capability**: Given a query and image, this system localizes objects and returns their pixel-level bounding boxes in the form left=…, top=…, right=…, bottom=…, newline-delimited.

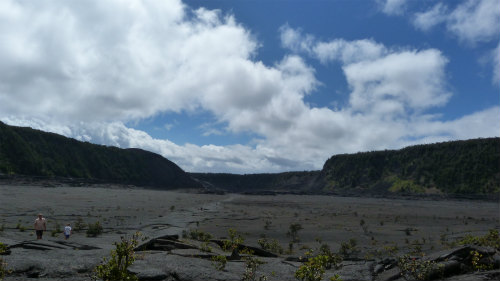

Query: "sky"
left=0, top=0, right=499, bottom=174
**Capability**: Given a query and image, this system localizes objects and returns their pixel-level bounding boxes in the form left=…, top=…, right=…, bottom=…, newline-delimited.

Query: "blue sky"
left=0, top=0, right=499, bottom=173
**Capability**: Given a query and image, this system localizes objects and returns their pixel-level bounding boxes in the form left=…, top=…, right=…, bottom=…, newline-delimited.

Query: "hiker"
left=34, top=213, right=47, bottom=240
left=63, top=223, right=72, bottom=240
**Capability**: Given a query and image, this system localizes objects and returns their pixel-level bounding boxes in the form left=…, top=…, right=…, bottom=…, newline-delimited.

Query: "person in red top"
left=34, top=213, right=47, bottom=240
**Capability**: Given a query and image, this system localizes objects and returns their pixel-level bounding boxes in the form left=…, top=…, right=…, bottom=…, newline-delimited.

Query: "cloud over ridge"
left=0, top=0, right=498, bottom=173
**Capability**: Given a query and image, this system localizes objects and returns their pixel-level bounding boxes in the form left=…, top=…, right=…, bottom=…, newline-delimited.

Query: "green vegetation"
left=470, top=250, right=494, bottom=271
left=317, top=244, right=342, bottom=270
left=338, top=239, right=358, bottom=258
left=397, top=254, right=442, bottom=281
left=1, top=121, right=497, bottom=195
left=242, top=256, right=267, bottom=281
left=93, top=233, right=141, bottom=281
left=383, top=245, right=399, bottom=257
left=222, top=228, right=244, bottom=252
left=320, top=138, right=500, bottom=194
left=86, top=221, right=103, bottom=237
left=185, top=229, right=213, bottom=242
left=74, top=217, right=85, bottom=232
left=294, top=241, right=343, bottom=281
left=287, top=223, right=303, bottom=243
left=395, top=230, right=500, bottom=279
left=388, top=177, right=425, bottom=193
left=200, top=241, right=212, bottom=253
left=211, top=255, right=227, bottom=271
left=458, top=229, right=500, bottom=248
left=0, top=243, right=10, bottom=280
left=190, top=171, right=320, bottom=193
left=258, top=238, right=283, bottom=254
left=193, top=138, right=499, bottom=195
left=295, top=249, right=342, bottom=281
left=295, top=255, right=327, bottom=281
left=0, top=257, right=6, bottom=280
left=0, top=121, right=200, bottom=189
left=15, top=222, right=26, bottom=232
left=210, top=229, right=269, bottom=281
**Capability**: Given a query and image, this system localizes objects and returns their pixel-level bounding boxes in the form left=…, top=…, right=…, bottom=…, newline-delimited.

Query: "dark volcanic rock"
left=442, top=269, right=500, bottom=281
left=210, top=239, right=278, bottom=258
left=374, top=245, right=500, bottom=281
left=374, top=266, right=401, bottom=281
left=131, top=268, right=169, bottom=281
left=335, top=261, right=374, bottom=281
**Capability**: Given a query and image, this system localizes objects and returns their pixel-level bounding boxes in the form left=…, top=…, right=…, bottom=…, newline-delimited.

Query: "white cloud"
left=344, top=49, right=450, bottom=113
left=279, top=24, right=315, bottom=54
left=0, top=1, right=498, bottom=173
left=313, top=39, right=387, bottom=64
left=0, top=0, right=320, bottom=172
left=447, top=0, right=500, bottom=44
left=410, top=106, right=500, bottom=141
left=280, top=25, right=387, bottom=64
left=411, top=0, right=500, bottom=45
left=412, top=0, right=500, bottom=85
left=494, top=42, right=500, bottom=84
left=281, top=26, right=452, bottom=116
left=0, top=0, right=266, bottom=121
left=413, top=3, right=447, bottom=32
left=277, top=26, right=497, bottom=161
left=399, top=0, right=500, bottom=86
left=379, top=0, right=407, bottom=15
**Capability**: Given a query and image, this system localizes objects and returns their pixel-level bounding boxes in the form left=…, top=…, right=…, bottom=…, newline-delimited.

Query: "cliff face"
left=315, top=138, right=500, bottom=195
left=190, top=171, right=320, bottom=193
left=1, top=120, right=497, bottom=194
left=192, top=138, right=500, bottom=196
left=0, top=121, right=201, bottom=189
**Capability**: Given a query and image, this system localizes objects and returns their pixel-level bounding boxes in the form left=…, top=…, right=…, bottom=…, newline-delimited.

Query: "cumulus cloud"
left=412, top=0, right=500, bottom=85
left=280, top=25, right=387, bottom=64
left=278, top=26, right=498, bottom=156
left=0, top=0, right=267, bottom=122
left=281, top=25, right=452, bottom=116
left=279, top=25, right=315, bottom=54
left=398, top=0, right=500, bottom=86
left=408, top=106, right=500, bottom=143
left=379, top=0, right=407, bottom=15
left=411, top=0, right=500, bottom=45
left=344, top=49, right=450, bottom=113
left=313, top=40, right=387, bottom=65
left=413, top=3, right=447, bottom=32
left=447, top=0, right=500, bottom=44
left=0, top=0, right=320, bottom=172
left=0, top=1, right=498, bottom=173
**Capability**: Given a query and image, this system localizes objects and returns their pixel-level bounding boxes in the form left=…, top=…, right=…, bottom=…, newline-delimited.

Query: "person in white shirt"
left=34, top=213, right=47, bottom=240
left=63, top=223, right=72, bottom=240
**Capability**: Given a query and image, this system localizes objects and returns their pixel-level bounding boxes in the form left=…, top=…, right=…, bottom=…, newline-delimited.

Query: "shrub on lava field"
left=86, top=221, right=103, bottom=237
left=93, top=232, right=142, bottom=281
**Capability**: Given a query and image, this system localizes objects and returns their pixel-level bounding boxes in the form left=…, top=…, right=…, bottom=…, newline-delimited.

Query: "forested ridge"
left=0, top=121, right=200, bottom=189
left=190, top=171, right=320, bottom=193
left=0, top=121, right=498, bottom=194
left=191, top=138, right=499, bottom=195
left=317, top=138, right=499, bottom=194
